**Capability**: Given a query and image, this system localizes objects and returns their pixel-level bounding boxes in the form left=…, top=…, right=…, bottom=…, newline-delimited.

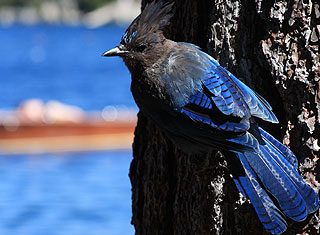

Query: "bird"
left=102, top=1, right=319, bottom=234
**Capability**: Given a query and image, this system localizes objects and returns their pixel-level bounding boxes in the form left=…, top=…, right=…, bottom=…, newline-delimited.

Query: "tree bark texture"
left=129, top=0, right=320, bottom=234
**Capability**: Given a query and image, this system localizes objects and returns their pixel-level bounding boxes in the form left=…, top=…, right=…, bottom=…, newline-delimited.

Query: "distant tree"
left=0, top=0, right=36, bottom=7
left=0, top=0, right=114, bottom=12
left=77, top=0, right=113, bottom=12
left=130, top=0, right=320, bottom=234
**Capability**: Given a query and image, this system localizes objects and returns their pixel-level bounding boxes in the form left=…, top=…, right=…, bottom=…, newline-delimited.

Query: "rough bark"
left=129, top=0, right=320, bottom=234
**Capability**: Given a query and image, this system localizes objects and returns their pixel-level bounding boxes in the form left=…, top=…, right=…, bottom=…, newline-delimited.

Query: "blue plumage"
left=236, top=153, right=288, bottom=234
left=103, top=1, right=319, bottom=234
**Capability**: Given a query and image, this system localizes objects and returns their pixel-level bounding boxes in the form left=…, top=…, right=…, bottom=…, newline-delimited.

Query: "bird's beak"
left=102, top=45, right=128, bottom=57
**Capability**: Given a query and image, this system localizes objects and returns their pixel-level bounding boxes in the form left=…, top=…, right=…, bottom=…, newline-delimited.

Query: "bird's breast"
left=130, top=74, right=171, bottom=114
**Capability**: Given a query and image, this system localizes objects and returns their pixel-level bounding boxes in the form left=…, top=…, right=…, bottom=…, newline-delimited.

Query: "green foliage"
left=78, top=0, right=113, bottom=13
left=0, top=0, right=41, bottom=7
left=0, top=0, right=115, bottom=12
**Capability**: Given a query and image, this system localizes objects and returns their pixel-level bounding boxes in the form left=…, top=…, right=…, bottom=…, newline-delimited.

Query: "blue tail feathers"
left=232, top=128, right=319, bottom=234
left=236, top=153, right=287, bottom=234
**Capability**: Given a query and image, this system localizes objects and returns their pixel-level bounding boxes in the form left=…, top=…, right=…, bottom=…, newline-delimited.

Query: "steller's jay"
left=103, top=1, right=319, bottom=234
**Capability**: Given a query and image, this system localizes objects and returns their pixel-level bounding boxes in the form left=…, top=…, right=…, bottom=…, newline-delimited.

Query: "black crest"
left=121, top=1, right=174, bottom=46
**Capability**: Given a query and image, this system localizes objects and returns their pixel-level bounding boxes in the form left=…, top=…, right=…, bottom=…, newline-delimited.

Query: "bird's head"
left=102, top=1, right=174, bottom=72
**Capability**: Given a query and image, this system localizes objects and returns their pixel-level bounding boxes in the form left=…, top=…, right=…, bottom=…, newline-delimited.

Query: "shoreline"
left=0, top=100, right=137, bottom=155
left=0, top=0, right=141, bottom=28
left=0, top=119, right=136, bottom=155
left=0, top=122, right=136, bottom=155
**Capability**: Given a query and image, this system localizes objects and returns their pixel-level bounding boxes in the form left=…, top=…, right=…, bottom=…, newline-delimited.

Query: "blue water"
left=0, top=151, right=134, bottom=235
left=0, top=24, right=136, bottom=235
left=0, top=24, right=136, bottom=110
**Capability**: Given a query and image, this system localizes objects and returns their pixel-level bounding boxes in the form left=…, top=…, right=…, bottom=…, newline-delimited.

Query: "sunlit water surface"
left=0, top=151, right=133, bottom=235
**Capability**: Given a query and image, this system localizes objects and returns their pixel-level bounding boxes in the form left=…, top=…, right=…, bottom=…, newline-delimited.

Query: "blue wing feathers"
left=259, top=128, right=297, bottom=169
left=254, top=91, right=274, bottom=111
left=164, top=43, right=318, bottom=234
left=180, top=109, right=213, bottom=126
left=221, top=68, right=279, bottom=123
left=180, top=108, right=249, bottom=132
left=200, top=51, right=279, bottom=123
left=203, top=68, right=248, bottom=118
left=203, top=72, right=234, bottom=115
left=166, top=43, right=278, bottom=125
left=189, top=92, right=212, bottom=109
left=203, top=73, right=222, bottom=95
left=168, top=44, right=278, bottom=133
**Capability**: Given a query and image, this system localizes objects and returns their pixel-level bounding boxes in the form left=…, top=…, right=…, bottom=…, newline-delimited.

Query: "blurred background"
left=0, top=0, right=141, bottom=234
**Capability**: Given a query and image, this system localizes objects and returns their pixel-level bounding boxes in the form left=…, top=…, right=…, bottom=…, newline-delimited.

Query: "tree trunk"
left=129, top=0, right=320, bottom=234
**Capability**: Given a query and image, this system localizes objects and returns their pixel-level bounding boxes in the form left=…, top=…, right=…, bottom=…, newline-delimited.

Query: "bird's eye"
left=137, top=45, right=147, bottom=52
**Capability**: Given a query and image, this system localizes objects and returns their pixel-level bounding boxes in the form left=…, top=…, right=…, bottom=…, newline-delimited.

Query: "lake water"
left=0, top=24, right=136, bottom=110
left=0, top=24, right=135, bottom=234
left=0, top=151, right=133, bottom=235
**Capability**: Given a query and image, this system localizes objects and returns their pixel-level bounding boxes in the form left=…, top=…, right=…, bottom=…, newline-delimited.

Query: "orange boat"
left=0, top=100, right=137, bottom=154
left=0, top=121, right=136, bottom=155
